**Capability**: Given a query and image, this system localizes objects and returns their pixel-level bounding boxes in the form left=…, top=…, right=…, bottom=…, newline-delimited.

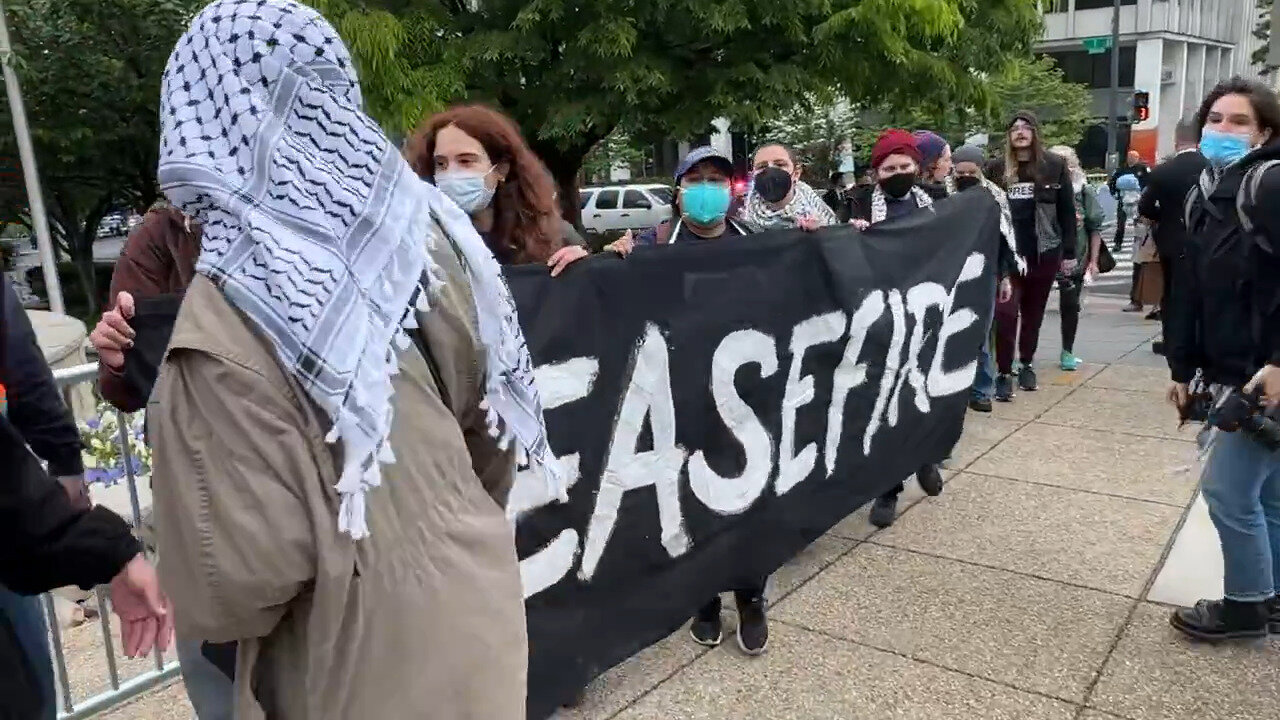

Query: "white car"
left=579, top=184, right=673, bottom=234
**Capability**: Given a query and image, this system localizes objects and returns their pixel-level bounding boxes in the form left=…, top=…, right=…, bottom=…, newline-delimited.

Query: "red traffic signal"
left=1132, top=90, right=1150, bottom=123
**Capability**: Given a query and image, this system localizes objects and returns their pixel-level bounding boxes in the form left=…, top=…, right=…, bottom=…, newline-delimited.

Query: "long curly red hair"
left=405, top=104, right=562, bottom=265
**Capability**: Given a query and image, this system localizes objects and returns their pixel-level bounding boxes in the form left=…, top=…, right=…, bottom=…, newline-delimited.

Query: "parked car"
left=579, top=184, right=672, bottom=234
left=97, top=212, right=128, bottom=238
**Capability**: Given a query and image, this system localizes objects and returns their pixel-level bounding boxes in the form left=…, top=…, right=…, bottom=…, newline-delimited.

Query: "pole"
left=1105, top=0, right=1121, bottom=174
left=0, top=0, right=64, bottom=314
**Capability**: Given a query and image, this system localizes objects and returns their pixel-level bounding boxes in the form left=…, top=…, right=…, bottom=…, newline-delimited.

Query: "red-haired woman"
left=405, top=104, right=590, bottom=275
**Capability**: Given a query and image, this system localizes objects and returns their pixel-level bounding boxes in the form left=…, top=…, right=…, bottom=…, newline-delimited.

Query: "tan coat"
left=148, top=230, right=527, bottom=719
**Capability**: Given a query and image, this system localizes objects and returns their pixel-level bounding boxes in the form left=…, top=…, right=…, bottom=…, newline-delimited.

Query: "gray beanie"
left=952, top=144, right=986, bottom=167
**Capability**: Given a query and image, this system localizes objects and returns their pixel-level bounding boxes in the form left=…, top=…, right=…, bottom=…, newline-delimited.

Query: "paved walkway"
left=94, top=297, right=1280, bottom=719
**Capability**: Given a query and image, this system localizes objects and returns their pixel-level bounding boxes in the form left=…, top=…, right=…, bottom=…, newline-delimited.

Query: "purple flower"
left=85, top=468, right=109, bottom=485
left=85, top=418, right=101, bottom=430
left=104, top=467, right=125, bottom=485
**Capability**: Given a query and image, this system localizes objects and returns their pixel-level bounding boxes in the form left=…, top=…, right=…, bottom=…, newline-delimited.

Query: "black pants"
left=879, top=463, right=937, bottom=502
left=1058, top=273, right=1084, bottom=353
left=1113, top=208, right=1127, bottom=252
left=697, top=581, right=767, bottom=619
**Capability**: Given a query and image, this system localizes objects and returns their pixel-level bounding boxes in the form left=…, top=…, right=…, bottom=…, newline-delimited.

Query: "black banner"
left=506, top=191, right=1002, bottom=718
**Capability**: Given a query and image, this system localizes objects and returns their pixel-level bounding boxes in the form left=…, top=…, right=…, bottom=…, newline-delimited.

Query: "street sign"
left=1083, top=36, right=1112, bottom=55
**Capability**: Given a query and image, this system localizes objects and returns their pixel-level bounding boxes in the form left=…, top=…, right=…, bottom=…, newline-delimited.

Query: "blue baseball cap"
left=674, top=146, right=734, bottom=183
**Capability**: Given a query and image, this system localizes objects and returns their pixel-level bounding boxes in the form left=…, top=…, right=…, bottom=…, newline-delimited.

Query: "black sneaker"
left=917, top=464, right=944, bottom=497
left=968, top=397, right=993, bottom=413
left=1152, top=340, right=1165, bottom=356
left=995, top=374, right=1014, bottom=402
left=1017, top=365, right=1038, bottom=392
left=1169, top=598, right=1270, bottom=641
left=1268, top=597, right=1279, bottom=634
left=869, top=496, right=897, bottom=528
left=735, top=596, right=769, bottom=656
left=690, top=598, right=723, bottom=647
left=1145, top=308, right=1162, bottom=321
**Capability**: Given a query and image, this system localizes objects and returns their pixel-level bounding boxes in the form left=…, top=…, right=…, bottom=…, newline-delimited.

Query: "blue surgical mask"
left=1199, top=129, right=1253, bottom=168
left=680, top=182, right=732, bottom=225
left=435, top=169, right=496, bottom=214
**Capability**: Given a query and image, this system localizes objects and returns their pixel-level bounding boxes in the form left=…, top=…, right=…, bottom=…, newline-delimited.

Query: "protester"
left=406, top=103, right=590, bottom=275
left=1109, top=149, right=1150, bottom=253
left=951, top=145, right=1017, bottom=412
left=1138, top=120, right=1207, bottom=357
left=2, top=276, right=171, bottom=717
left=740, top=143, right=839, bottom=230
left=147, top=2, right=557, bottom=715
left=87, top=206, right=234, bottom=719
left=848, top=130, right=947, bottom=528
left=822, top=169, right=854, bottom=220
left=989, top=111, right=1078, bottom=401
left=635, top=146, right=760, bottom=246
left=914, top=130, right=954, bottom=195
left=1117, top=170, right=1150, bottom=314
left=1166, top=76, right=1280, bottom=641
left=1046, top=145, right=1103, bottom=372
left=2, top=273, right=90, bottom=719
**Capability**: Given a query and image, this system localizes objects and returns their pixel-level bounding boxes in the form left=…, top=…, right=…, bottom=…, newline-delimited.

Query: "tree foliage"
left=1253, top=0, right=1276, bottom=76
left=765, top=55, right=1093, bottom=178
left=0, top=0, right=201, bottom=312
left=315, top=0, right=1043, bottom=220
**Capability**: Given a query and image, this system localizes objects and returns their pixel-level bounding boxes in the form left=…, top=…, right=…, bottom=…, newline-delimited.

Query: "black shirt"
left=673, top=220, right=746, bottom=244
left=1006, top=162, right=1038, bottom=258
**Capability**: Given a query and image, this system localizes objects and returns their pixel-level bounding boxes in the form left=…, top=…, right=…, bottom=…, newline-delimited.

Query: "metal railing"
left=45, top=362, right=181, bottom=719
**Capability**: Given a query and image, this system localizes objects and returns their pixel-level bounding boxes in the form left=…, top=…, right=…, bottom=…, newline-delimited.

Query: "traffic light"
left=1132, top=90, right=1150, bottom=123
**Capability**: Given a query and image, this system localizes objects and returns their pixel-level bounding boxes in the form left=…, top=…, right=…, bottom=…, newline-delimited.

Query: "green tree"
left=315, top=0, right=1043, bottom=222
left=0, top=0, right=200, bottom=313
left=581, top=130, right=648, bottom=184
left=1253, top=0, right=1276, bottom=76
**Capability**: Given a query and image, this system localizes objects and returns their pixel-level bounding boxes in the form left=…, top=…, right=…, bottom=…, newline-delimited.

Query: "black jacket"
left=987, top=154, right=1078, bottom=261
left=1, top=275, right=84, bottom=476
left=1167, top=142, right=1280, bottom=385
left=1137, top=150, right=1208, bottom=261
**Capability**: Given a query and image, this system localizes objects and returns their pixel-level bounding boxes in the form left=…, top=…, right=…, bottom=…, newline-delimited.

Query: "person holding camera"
left=1166, top=76, right=1280, bottom=641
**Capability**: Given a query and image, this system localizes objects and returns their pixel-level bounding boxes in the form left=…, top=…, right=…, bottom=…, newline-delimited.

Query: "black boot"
left=735, top=595, right=769, bottom=656
left=869, top=496, right=898, bottom=528
left=1169, top=598, right=1270, bottom=641
left=1268, top=596, right=1280, bottom=634
left=690, top=596, right=724, bottom=647
left=917, top=464, right=944, bottom=497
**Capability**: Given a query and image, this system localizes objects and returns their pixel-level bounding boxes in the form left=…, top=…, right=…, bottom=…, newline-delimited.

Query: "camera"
left=1182, top=384, right=1280, bottom=451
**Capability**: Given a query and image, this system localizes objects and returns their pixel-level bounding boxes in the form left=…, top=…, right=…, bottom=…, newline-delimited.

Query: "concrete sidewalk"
left=98, top=298, right=1279, bottom=719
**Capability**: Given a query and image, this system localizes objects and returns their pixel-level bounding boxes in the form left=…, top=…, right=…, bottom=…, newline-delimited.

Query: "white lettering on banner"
left=514, top=258, right=989, bottom=598
left=825, top=292, right=885, bottom=474
left=689, top=329, right=779, bottom=514
left=887, top=282, right=949, bottom=425
left=514, top=358, right=599, bottom=599
left=579, top=324, right=689, bottom=581
left=863, top=290, right=906, bottom=455
left=778, top=311, right=847, bottom=494
left=927, top=253, right=986, bottom=398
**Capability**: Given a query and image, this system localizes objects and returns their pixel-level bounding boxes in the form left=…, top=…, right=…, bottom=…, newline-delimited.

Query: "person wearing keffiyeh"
left=146, top=1, right=555, bottom=716
left=740, top=143, right=839, bottom=230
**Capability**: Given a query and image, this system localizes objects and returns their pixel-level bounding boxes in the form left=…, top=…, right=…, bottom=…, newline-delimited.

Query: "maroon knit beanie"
left=871, top=129, right=922, bottom=170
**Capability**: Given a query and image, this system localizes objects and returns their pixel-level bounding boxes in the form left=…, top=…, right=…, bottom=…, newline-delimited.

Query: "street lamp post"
left=1105, top=0, right=1121, bottom=174
left=0, top=0, right=65, bottom=314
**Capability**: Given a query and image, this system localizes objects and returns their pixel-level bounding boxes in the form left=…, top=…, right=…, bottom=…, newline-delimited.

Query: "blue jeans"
left=971, top=291, right=997, bottom=402
left=1200, top=431, right=1280, bottom=601
left=0, top=586, right=56, bottom=720
left=176, top=637, right=234, bottom=720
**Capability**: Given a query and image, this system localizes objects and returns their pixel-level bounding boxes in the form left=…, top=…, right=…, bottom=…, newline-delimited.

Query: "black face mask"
left=753, top=166, right=794, bottom=204
left=879, top=172, right=916, bottom=199
left=955, top=175, right=982, bottom=192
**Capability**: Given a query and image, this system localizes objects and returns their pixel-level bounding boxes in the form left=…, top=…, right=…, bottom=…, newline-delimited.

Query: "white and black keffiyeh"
left=158, top=0, right=561, bottom=539
left=869, top=184, right=934, bottom=224
left=979, top=177, right=1025, bottom=275
left=741, top=179, right=839, bottom=229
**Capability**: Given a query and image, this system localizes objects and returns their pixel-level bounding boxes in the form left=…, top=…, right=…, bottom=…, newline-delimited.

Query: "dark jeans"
left=1058, top=273, right=1084, bottom=354
left=697, top=580, right=767, bottom=619
left=879, top=463, right=939, bottom=502
left=995, top=252, right=1060, bottom=374
left=0, top=586, right=55, bottom=720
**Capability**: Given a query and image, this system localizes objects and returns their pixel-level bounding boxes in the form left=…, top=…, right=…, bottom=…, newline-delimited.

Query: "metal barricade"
left=43, top=362, right=181, bottom=719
